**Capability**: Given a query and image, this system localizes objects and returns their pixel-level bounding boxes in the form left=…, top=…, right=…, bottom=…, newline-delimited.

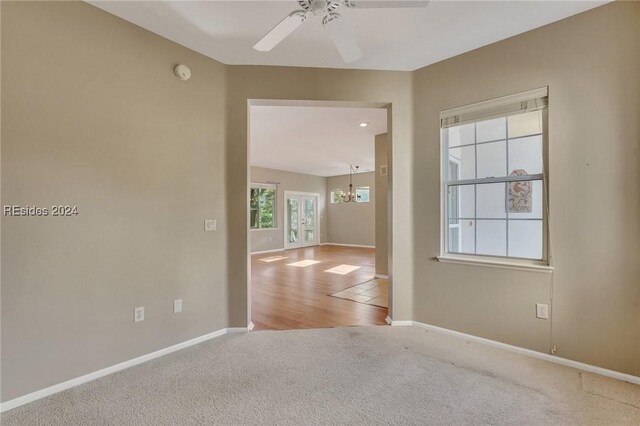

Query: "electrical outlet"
left=536, top=303, right=549, bottom=319
left=134, top=306, right=144, bottom=323
left=174, top=299, right=182, bottom=314
left=204, top=219, right=216, bottom=231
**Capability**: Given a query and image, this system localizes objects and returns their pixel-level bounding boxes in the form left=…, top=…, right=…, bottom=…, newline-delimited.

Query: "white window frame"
left=250, top=182, right=277, bottom=230
left=437, top=88, right=553, bottom=272
left=355, top=187, right=370, bottom=203
left=329, top=189, right=343, bottom=204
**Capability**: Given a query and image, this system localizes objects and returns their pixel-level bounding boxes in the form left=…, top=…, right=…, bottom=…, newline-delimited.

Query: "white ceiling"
left=88, top=0, right=608, bottom=71
left=250, top=106, right=387, bottom=177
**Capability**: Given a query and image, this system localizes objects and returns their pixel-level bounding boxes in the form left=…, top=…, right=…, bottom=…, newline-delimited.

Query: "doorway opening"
left=247, top=100, right=392, bottom=331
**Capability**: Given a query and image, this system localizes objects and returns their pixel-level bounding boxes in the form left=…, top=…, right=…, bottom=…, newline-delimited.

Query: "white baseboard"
left=374, top=274, right=389, bottom=279
left=389, top=320, right=413, bottom=326
left=250, top=248, right=285, bottom=255
left=323, top=243, right=376, bottom=249
left=391, top=320, right=640, bottom=385
left=0, top=326, right=249, bottom=413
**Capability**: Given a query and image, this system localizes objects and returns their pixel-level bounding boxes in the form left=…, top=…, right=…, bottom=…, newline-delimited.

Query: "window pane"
left=331, top=190, right=342, bottom=204
left=448, top=219, right=475, bottom=254
left=260, top=189, right=276, bottom=228
left=448, top=160, right=459, bottom=181
left=508, top=110, right=542, bottom=138
left=477, top=141, right=507, bottom=179
left=508, top=135, right=542, bottom=176
left=508, top=220, right=543, bottom=259
left=250, top=189, right=259, bottom=209
left=476, top=220, right=507, bottom=256
left=446, top=123, right=475, bottom=148
left=476, top=117, right=506, bottom=143
left=476, top=183, right=506, bottom=218
left=250, top=209, right=258, bottom=229
left=448, top=184, right=474, bottom=218
left=508, top=180, right=543, bottom=219
left=287, top=198, right=298, bottom=243
left=448, top=146, right=475, bottom=180
left=356, top=187, right=370, bottom=202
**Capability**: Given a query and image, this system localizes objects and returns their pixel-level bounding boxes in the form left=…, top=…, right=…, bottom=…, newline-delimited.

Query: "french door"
left=284, top=192, right=319, bottom=249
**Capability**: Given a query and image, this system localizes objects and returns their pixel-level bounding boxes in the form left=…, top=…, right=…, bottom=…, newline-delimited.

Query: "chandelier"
left=340, top=165, right=359, bottom=202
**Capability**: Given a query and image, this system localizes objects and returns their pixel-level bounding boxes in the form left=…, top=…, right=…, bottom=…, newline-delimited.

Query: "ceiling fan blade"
left=348, top=1, right=429, bottom=8
left=325, top=18, right=363, bottom=63
left=253, top=12, right=306, bottom=52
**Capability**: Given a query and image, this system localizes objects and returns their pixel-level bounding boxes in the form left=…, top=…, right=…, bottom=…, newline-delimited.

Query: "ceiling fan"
left=253, top=0, right=429, bottom=63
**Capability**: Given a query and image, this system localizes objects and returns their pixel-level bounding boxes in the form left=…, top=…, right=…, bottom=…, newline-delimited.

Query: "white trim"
left=391, top=321, right=640, bottom=385
left=440, top=87, right=549, bottom=127
left=374, top=274, right=389, bottom=279
left=225, top=327, right=249, bottom=334
left=385, top=316, right=392, bottom=325
left=250, top=248, right=285, bottom=255
left=437, top=255, right=553, bottom=273
left=323, top=243, right=376, bottom=249
left=0, top=327, right=249, bottom=413
left=389, top=320, right=413, bottom=326
left=248, top=321, right=255, bottom=332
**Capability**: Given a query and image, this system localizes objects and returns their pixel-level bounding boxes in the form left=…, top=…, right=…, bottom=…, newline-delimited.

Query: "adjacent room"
left=1, top=1, right=639, bottom=424
left=249, top=104, right=390, bottom=330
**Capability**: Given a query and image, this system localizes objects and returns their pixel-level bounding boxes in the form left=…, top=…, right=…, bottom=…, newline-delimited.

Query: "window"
left=250, top=183, right=277, bottom=229
left=330, top=189, right=343, bottom=204
left=356, top=187, right=370, bottom=203
left=440, top=88, right=548, bottom=263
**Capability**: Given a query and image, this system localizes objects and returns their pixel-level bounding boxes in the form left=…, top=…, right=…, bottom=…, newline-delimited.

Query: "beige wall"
left=375, top=134, right=389, bottom=276
left=326, top=172, right=375, bottom=247
left=250, top=166, right=327, bottom=252
left=228, top=70, right=413, bottom=328
left=1, top=0, right=638, bottom=406
left=412, top=1, right=640, bottom=375
left=1, top=1, right=228, bottom=401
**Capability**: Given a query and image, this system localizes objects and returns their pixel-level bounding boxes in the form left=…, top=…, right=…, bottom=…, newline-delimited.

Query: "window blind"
left=440, top=87, right=548, bottom=129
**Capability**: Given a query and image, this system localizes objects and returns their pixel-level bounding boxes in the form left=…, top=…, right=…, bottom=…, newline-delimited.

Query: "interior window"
left=441, top=89, right=548, bottom=262
left=250, top=184, right=277, bottom=229
left=355, top=187, right=370, bottom=203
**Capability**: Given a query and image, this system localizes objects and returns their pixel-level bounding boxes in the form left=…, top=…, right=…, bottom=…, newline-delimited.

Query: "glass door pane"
left=303, top=197, right=316, bottom=244
left=287, top=197, right=299, bottom=245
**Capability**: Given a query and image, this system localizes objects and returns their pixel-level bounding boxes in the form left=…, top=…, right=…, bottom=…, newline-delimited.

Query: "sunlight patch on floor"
left=325, top=264, right=361, bottom=275
left=287, top=260, right=321, bottom=267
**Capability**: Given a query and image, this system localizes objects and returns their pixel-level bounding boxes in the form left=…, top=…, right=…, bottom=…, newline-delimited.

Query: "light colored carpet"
left=2, top=326, right=639, bottom=425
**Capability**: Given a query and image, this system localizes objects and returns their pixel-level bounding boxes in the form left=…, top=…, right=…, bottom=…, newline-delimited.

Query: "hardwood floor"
left=251, top=245, right=388, bottom=331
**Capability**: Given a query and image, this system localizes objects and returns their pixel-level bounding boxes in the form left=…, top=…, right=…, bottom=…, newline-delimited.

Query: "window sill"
left=436, top=255, right=554, bottom=273
left=250, top=228, right=279, bottom=232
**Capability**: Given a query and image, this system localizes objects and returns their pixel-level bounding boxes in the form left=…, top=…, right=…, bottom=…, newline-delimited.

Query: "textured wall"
left=375, top=134, right=389, bottom=276
left=250, top=166, right=327, bottom=252
left=412, top=1, right=640, bottom=375
left=1, top=1, right=228, bottom=401
left=1, top=0, right=638, bottom=406
left=326, top=172, right=376, bottom=247
left=227, top=70, right=413, bottom=328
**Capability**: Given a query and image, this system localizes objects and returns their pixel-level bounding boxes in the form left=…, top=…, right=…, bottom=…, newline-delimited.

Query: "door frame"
left=247, top=99, right=394, bottom=330
left=283, top=191, right=320, bottom=250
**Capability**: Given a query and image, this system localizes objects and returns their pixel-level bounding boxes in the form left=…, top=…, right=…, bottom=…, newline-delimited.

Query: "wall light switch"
left=536, top=303, right=549, bottom=319
left=174, top=299, right=182, bottom=314
left=134, top=306, right=144, bottom=323
left=204, top=219, right=216, bottom=231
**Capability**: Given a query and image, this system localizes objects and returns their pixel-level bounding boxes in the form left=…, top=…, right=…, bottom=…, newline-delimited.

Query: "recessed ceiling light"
left=359, top=122, right=369, bottom=127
